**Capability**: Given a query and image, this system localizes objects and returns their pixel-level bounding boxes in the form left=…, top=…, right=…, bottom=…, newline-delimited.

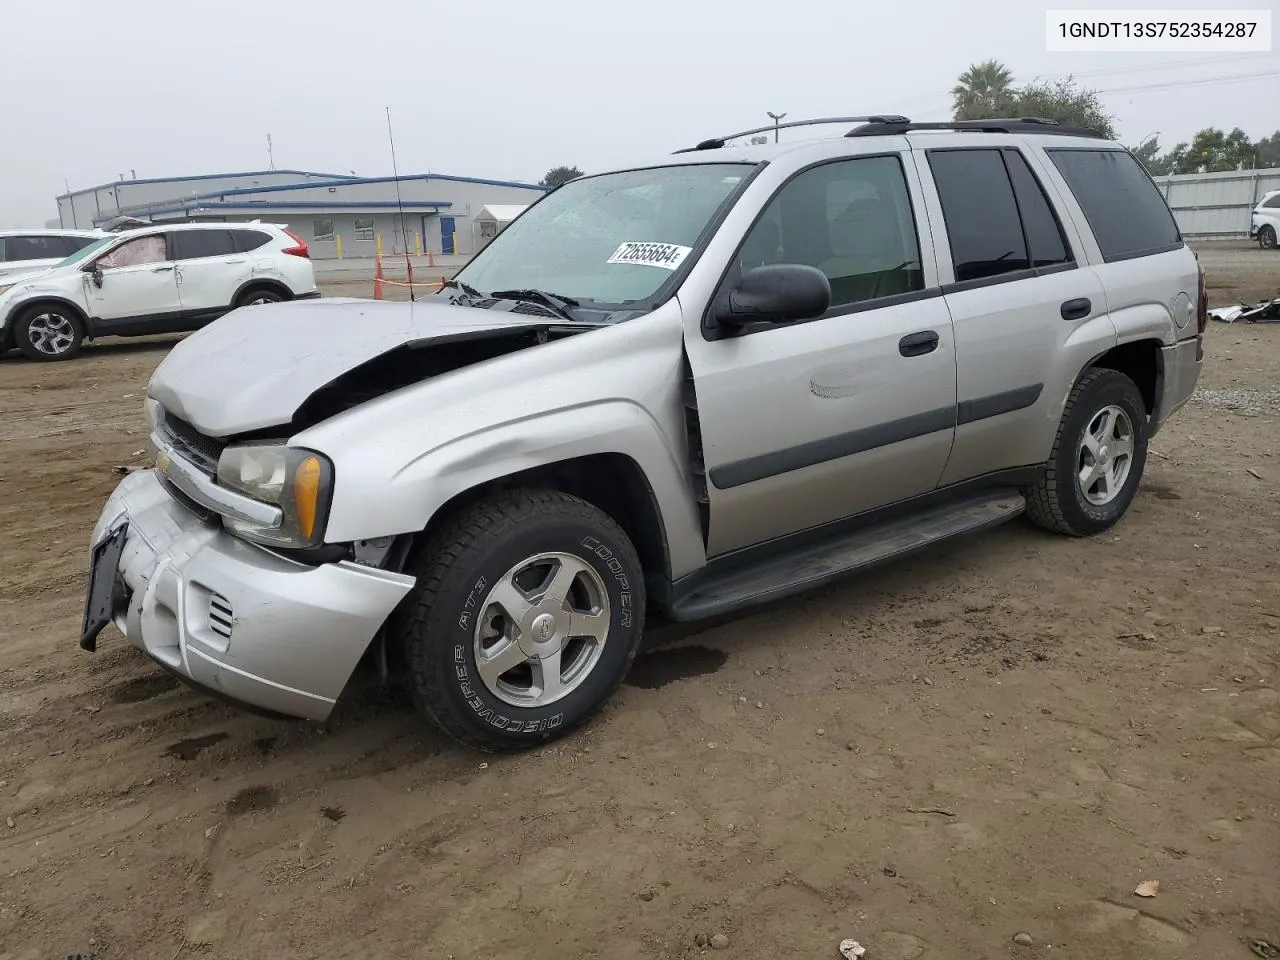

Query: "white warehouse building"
left=54, top=169, right=547, bottom=259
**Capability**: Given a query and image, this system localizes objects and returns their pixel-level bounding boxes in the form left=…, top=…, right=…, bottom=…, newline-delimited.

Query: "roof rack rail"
left=673, top=115, right=912, bottom=153
left=845, top=117, right=1107, bottom=139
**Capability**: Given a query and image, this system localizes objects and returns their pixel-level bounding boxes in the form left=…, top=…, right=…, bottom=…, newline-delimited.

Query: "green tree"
left=1163, top=128, right=1256, bottom=173
left=1254, top=131, right=1280, bottom=168
left=1012, top=77, right=1117, bottom=139
left=952, top=60, right=1016, bottom=121
left=951, top=61, right=1117, bottom=139
left=1131, top=136, right=1172, bottom=177
left=540, top=165, right=583, bottom=189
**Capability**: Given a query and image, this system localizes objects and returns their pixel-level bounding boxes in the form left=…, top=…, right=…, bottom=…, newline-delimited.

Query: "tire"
left=392, top=489, right=646, bottom=752
left=1259, top=226, right=1277, bottom=251
left=236, top=287, right=285, bottom=308
left=1025, top=368, right=1149, bottom=537
left=14, top=303, right=84, bottom=362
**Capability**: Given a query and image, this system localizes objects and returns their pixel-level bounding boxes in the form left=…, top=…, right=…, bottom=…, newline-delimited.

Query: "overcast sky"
left=2, top=0, right=1276, bottom=228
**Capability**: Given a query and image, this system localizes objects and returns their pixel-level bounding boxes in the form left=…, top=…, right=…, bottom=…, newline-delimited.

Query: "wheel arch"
left=2, top=297, right=92, bottom=349
left=232, top=278, right=293, bottom=306
left=1084, top=337, right=1164, bottom=417
left=406, top=452, right=673, bottom=585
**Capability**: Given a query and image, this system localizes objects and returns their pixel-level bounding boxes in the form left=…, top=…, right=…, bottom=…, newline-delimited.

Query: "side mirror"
left=715, top=264, right=831, bottom=328
left=86, top=265, right=104, bottom=288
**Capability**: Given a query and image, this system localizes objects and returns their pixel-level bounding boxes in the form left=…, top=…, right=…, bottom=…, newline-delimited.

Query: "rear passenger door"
left=172, top=229, right=250, bottom=321
left=915, top=145, right=1110, bottom=486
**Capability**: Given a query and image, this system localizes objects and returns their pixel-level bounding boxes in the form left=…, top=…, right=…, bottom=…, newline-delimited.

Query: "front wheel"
left=15, top=304, right=84, bottom=361
left=392, top=489, right=646, bottom=752
left=1259, top=226, right=1277, bottom=251
left=1025, top=368, right=1149, bottom=537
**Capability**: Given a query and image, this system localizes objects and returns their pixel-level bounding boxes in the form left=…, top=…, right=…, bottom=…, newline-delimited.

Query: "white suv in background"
left=1250, top=190, right=1280, bottom=249
left=0, top=222, right=319, bottom=361
left=0, top=229, right=106, bottom=279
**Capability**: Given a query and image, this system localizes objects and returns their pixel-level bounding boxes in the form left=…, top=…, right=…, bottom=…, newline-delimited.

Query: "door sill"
left=664, top=490, right=1026, bottom=621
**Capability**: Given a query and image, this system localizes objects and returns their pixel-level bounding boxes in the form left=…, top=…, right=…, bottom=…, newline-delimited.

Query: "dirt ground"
left=1, top=244, right=1278, bottom=960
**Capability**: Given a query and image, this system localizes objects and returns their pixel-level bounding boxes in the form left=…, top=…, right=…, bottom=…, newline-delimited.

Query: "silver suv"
left=82, top=116, right=1207, bottom=751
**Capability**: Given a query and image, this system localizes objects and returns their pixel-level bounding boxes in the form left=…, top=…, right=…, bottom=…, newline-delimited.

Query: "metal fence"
left=1154, top=166, right=1280, bottom=240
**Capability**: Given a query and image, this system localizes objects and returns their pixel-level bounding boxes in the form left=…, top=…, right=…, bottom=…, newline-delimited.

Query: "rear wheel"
left=15, top=304, right=84, bottom=362
left=236, top=288, right=285, bottom=307
left=1025, top=368, right=1149, bottom=537
left=1259, top=226, right=1277, bottom=250
left=392, top=489, right=646, bottom=752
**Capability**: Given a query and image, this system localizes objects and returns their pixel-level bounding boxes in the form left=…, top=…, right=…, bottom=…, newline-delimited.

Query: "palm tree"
left=952, top=60, right=1015, bottom=121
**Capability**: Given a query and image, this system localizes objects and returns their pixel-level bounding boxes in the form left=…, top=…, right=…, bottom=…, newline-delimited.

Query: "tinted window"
left=173, top=230, right=236, bottom=260
left=1047, top=149, right=1181, bottom=262
left=5, top=235, right=70, bottom=262
left=928, top=149, right=1029, bottom=282
left=1004, top=150, right=1072, bottom=267
left=233, top=229, right=273, bottom=252
left=62, top=235, right=100, bottom=255
left=1264, top=194, right=1280, bottom=210
left=312, top=219, right=335, bottom=241
left=736, top=155, right=923, bottom=308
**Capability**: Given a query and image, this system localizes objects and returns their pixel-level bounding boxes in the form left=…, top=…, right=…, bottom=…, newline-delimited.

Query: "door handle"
left=151, top=265, right=174, bottom=273
left=1061, top=297, right=1091, bottom=321
left=898, top=330, right=940, bottom=357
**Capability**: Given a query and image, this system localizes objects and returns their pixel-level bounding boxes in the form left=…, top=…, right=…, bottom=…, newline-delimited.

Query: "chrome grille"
left=160, top=413, right=225, bottom=475
left=209, top=594, right=234, bottom=638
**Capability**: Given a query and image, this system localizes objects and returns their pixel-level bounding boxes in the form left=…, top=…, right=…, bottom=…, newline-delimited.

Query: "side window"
left=312, top=219, right=335, bottom=242
left=735, top=155, right=924, bottom=309
left=233, top=229, right=274, bottom=252
left=6, top=235, right=69, bottom=261
left=62, top=236, right=99, bottom=255
left=353, top=219, right=375, bottom=242
left=97, top=235, right=169, bottom=269
left=1264, top=194, right=1280, bottom=210
left=1003, top=150, right=1072, bottom=268
left=1046, top=149, right=1181, bottom=261
left=173, top=230, right=236, bottom=261
left=927, top=149, right=1029, bottom=283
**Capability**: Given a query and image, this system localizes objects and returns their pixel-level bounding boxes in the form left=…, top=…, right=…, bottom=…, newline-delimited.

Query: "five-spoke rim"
left=472, top=551, right=610, bottom=708
left=1077, top=404, right=1134, bottom=506
left=27, top=313, right=76, bottom=356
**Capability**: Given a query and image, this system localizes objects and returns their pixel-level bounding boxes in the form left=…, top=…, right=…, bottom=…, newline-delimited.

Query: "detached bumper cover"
left=1155, top=336, right=1202, bottom=432
left=87, top=469, right=415, bottom=721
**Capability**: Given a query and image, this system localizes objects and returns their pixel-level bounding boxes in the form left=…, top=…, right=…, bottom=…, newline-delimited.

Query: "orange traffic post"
left=427, top=250, right=435, bottom=268
left=373, top=254, right=384, bottom=300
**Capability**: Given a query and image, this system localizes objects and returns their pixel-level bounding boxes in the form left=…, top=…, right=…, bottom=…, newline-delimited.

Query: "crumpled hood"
left=148, top=297, right=560, bottom=436
left=0, top=267, right=56, bottom=288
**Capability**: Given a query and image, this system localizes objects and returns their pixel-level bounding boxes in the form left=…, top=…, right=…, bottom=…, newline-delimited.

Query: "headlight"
left=216, top=444, right=334, bottom=548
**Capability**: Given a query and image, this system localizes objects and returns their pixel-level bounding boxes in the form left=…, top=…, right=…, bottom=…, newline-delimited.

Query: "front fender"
left=321, top=399, right=708, bottom=579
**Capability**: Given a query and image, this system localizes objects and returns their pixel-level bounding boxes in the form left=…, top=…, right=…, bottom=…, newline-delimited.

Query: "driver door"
left=87, top=233, right=182, bottom=333
left=684, top=152, right=959, bottom=556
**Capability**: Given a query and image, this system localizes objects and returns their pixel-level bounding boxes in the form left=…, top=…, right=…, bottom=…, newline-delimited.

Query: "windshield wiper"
left=488, top=288, right=580, bottom=321
left=439, top=278, right=484, bottom=299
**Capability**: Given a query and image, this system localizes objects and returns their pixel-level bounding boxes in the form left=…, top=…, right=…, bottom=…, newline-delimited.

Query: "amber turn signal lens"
left=293, top=455, right=323, bottom=539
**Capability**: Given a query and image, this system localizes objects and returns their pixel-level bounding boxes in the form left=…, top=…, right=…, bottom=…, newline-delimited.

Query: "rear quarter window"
left=233, top=229, right=274, bottom=252
left=1046, top=149, right=1182, bottom=262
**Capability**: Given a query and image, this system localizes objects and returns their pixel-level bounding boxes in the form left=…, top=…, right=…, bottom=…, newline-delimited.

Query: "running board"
left=667, top=491, right=1026, bottom=621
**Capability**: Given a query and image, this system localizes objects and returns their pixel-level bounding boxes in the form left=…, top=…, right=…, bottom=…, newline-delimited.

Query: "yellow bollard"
left=375, top=233, right=383, bottom=258
left=335, top=234, right=343, bottom=259
left=415, top=232, right=422, bottom=257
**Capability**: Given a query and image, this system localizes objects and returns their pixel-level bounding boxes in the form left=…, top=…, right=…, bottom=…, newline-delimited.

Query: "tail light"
left=1196, top=261, right=1208, bottom=335
left=281, top=229, right=310, bottom=259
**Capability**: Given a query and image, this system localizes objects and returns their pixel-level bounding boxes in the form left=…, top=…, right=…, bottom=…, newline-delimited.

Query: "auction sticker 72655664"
left=606, top=241, right=693, bottom=270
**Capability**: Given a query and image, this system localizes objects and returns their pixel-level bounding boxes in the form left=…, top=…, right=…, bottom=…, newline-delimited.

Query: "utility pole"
left=266, top=133, right=275, bottom=170
left=767, top=111, right=787, bottom=143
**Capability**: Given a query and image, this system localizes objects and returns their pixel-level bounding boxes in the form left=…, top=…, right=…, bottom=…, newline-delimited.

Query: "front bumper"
left=85, top=469, right=415, bottom=721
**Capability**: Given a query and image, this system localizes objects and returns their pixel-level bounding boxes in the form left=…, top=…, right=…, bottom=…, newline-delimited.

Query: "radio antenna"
left=385, top=106, right=415, bottom=302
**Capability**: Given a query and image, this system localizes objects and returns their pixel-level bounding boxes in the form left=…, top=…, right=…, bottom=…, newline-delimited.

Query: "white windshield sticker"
left=606, top=241, right=693, bottom=270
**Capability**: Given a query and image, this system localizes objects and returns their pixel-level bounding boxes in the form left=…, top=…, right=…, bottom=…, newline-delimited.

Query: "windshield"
left=455, top=163, right=755, bottom=304
left=54, top=236, right=115, bottom=269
